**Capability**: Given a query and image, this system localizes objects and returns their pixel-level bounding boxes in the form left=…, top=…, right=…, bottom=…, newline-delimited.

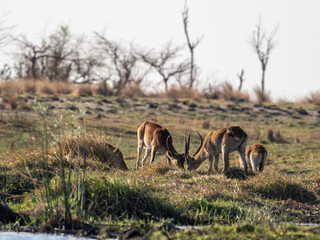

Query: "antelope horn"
left=184, top=135, right=189, bottom=155
left=193, top=132, right=203, bottom=157
left=187, top=133, right=191, bottom=153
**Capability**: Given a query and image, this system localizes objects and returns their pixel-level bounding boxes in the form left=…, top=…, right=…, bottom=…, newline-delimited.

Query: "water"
left=0, top=232, right=96, bottom=240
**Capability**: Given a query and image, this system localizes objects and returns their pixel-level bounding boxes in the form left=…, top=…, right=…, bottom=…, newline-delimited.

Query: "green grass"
left=0, top=96, right=320, bottom=238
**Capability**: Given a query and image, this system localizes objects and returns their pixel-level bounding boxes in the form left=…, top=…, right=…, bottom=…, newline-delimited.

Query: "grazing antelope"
left=136, top=121, right=198, bottom=170
left=238, top=144, right=267, bottom=173
left=185, top=126, right=248, bottom=174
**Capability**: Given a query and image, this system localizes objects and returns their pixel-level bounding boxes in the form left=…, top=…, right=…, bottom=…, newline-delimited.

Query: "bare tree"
left=14, top=26, right=75, bottom=81
left=139, top=42, right=189, bottom=92
left=72, top=36, right=105, bottom=84
left=95, top=32, right=149, bottom=95
left=182, top=1, right=203, bottom=89
left=45, top=25, right=75, bottom=81
left=14, top=35, right=50, bottom=79
left=14, top=25, right=102, bottom=82
left=0, top=14, right=12, bottom=50
left=0, top=14, right=14, bottom=80
left=237, top=69, right=245, bottom=91
left=0, top=64, right=11, bottom=80
left=249, top=17, right=278, bottom=100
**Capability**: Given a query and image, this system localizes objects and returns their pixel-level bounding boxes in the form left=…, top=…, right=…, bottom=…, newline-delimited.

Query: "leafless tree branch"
left=182, top=0, right=203, bottom=89
left=249, top=16, right=278, bottom=100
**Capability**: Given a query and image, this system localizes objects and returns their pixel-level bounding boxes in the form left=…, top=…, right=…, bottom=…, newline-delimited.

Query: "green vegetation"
left=0, top=95, right=320, bottom=239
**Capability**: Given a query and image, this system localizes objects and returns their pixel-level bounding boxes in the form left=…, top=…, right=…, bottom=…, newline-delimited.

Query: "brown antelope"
left=238, top=144, right=267, bottom=173
left=136, top=121, right=202, bottom=170
left=185, top=126, right=248, bottom=174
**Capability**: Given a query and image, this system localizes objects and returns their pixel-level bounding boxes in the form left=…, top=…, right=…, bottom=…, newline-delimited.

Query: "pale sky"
left=1, top=0, right=320, bottom=101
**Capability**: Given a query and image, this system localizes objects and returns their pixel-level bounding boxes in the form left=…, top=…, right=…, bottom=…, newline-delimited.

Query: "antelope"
left=238, top=144, right=267, bottom=173
left=185, top=126, right=248, bottom=174
left=136, top=121, right=202, bottom=170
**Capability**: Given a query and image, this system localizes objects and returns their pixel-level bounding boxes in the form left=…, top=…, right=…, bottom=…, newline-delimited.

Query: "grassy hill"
left=0, top=94, right=320, bottom=239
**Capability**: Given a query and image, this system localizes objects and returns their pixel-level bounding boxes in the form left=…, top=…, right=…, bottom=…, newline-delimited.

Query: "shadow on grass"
left=223, top=167, right=250, bottom=180
left=86, top=177, right=188, bottom=224
left=247, top=180, right=317, bottom=204
left=85, top=177, right=247, bottom=225
left=185, top=167, right=250, bottom=180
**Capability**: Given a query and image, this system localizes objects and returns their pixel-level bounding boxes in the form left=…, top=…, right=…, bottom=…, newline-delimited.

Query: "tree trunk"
left=238, top=80, right=243, bottom=91
left=189, top=49, right=194, bottom=89
left=261, top=67, right=265, bottom=95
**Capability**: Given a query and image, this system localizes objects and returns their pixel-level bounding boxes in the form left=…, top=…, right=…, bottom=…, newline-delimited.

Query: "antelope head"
left=166, top=135, right=186, bottom=170
left=184, top=132, right=204, bottom=171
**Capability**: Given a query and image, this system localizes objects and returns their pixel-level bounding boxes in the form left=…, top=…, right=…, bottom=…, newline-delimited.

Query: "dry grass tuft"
left=137, top=161, right=174, bottom=176
left=253, top=86, right=272, bottom=103
left=219, top=82, right=249, bottom=102
left=301, top=90, right=320, bottom=105
left=163, top=86, right=201, bottom=99
left=54, top=81, right=74, bottom=95
left=77, top=84, right=93, bottom=96
left=23, top=80, right=37, bottom=94
left=121, top=84, right=145, bottom=98
left=205, top=81, right=249, bottom=102
left=0, top=81, right=23, bottom=95
left=38, top=81, right=56, bottom=95
left=0, top=82, right=20, bottom=109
